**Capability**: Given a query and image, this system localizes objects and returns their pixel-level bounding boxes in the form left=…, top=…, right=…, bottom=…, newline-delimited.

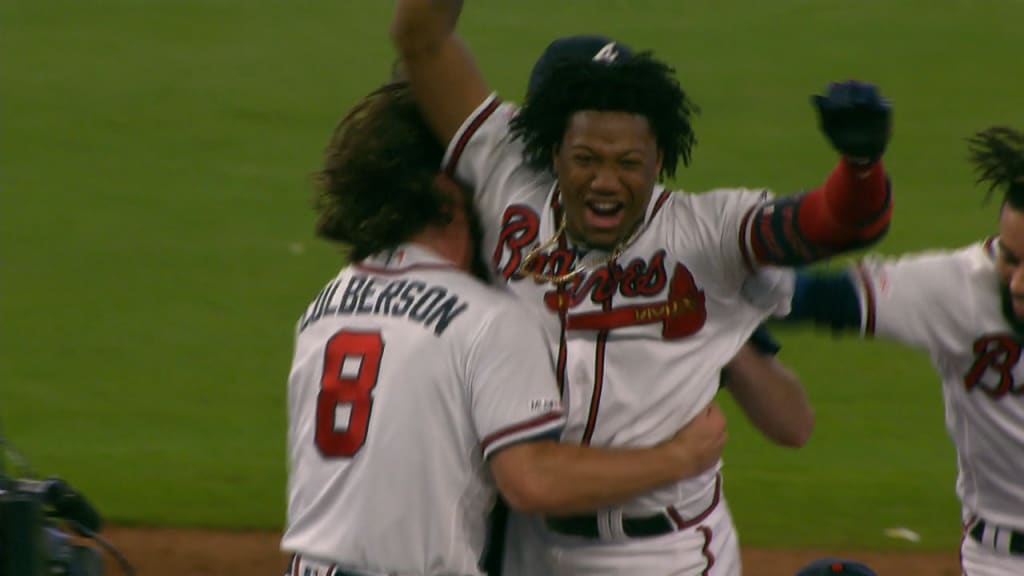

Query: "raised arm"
left=390, top=0, right=490, bottom=144
left=742, top=81, right=894, bottom=269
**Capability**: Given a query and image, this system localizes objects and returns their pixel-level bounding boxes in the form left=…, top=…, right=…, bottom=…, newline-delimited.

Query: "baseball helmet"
left=794, top=558, right=878, bottom=576
left=527, top=34, right=635, bottom=98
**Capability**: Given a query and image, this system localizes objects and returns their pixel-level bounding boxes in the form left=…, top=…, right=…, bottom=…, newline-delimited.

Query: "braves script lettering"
left=963, top=334, right=1024, bottom=398
left=495, top=205, right=706, bottom=338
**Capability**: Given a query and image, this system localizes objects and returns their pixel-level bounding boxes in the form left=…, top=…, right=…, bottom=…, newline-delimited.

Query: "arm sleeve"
left=851, top=252, right=965, bottom=349
left=441, top=94, right=547, bottom=228
left=786, top=270, right=863, bottom=332
left=466, top=302, right=566, bottom=460
left=746, top=159, right=892, bottom=267
left=786, top=251, right=965, bottom=350
left=673, top=187, right=775, bottom=291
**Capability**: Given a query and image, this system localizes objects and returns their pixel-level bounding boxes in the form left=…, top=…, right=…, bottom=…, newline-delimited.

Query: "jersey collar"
left=355, top=243, right=462, bottom=274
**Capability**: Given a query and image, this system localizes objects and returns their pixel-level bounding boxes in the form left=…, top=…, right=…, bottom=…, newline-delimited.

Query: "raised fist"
left=812, top=80, right=892, bottom=165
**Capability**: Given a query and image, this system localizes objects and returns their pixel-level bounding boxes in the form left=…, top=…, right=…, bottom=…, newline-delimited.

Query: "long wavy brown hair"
left=314, top=81, right=450, bottom=260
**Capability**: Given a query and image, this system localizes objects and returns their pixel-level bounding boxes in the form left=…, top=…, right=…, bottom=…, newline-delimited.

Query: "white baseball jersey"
left=443, top=94, right=792, bottom=514
left=853, top=238, right=1024, bottom=531
left=281, top=243, right=565, bottom=575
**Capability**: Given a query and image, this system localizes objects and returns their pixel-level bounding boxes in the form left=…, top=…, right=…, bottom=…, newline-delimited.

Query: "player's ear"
left=655, top=148, right=664, bottom=176
left=551, top=143, right=561, bottom=175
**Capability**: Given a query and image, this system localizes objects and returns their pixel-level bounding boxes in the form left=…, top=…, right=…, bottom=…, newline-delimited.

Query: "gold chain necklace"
left=516, top=213, right=627, bottom=285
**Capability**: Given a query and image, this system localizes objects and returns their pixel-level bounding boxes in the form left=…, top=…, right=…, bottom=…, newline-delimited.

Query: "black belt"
left=546, top=474, right=723, bottom=540
left=969, top=520, right=1024, bottom=555
left=545, top=513, right=675, bottom=539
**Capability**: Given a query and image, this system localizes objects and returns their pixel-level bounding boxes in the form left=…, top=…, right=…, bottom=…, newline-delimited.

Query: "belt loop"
left=604, top=509, right=626, bottom=540
left=981, top=523, right=998, bottom=549
left=995, top=526, right=1012, bottom=554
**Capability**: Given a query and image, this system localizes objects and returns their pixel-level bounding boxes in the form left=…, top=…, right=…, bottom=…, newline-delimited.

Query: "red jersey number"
left=315, top=330, right=384, bottom=458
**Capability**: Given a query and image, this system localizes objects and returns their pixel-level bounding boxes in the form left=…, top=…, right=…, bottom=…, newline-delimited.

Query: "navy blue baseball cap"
left=794, top=558, right=877, bottom=576
left=526, top=35, right=634, bottom=98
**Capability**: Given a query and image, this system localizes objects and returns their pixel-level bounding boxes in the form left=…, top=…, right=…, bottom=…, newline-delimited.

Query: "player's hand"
left=662, top=402, right=727, bottom=479
left=812, top=80, right=892, bottom=165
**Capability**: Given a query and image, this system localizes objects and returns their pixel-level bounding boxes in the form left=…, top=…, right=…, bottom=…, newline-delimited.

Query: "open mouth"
left=584, top=200, right=626, bottom=229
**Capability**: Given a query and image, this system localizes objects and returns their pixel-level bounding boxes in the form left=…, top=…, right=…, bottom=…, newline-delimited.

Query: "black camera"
left=0, top=476, right=105, bottom=576
left=0, top=420, right=134, bottom=576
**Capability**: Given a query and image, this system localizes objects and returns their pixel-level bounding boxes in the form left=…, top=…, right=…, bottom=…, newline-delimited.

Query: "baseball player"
left=391, top=2, right=894, bottom=574
left=520, top=35, right=815, bottom=451
left=485, top=35, right=816, bottom=576
left=281, top=81, right=734, bottom=576
left=761, top=126, right=1024, bottom=576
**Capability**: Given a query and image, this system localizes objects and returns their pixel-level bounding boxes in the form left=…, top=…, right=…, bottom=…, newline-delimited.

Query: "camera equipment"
left=0, top=419, right=135, bottom=576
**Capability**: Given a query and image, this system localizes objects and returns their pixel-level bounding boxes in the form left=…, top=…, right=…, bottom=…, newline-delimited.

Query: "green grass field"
left=2, top=0, right=1022, bottom=551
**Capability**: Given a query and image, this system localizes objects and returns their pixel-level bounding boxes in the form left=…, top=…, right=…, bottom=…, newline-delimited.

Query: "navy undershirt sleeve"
left=787, top=270, right=862, bottom=331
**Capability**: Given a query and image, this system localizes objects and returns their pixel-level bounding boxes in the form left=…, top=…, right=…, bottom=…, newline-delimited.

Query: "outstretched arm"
left=390, top=0, right=490, bottom=144
left=786, top=269, right=863, bottom=331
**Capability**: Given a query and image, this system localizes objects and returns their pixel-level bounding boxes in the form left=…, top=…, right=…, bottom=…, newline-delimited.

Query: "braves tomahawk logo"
left=494, top=205, right=706, bottom=338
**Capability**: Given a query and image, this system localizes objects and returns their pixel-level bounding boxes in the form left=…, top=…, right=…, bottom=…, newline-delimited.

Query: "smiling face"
left=996, top=204, right=1024, bottom=319
left=551, top=110, right=663, bottom=250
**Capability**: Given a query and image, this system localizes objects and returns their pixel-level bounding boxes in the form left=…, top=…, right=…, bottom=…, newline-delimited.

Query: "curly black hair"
left=509, top=51, right=699, bottom=179
left=967, top=126, right=1024, bottom=208
left=314, top=81, right=450, bottom=260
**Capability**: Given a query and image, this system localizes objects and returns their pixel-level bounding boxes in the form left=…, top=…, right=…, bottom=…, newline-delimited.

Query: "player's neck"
left=407, top=226, right=471, bottom=272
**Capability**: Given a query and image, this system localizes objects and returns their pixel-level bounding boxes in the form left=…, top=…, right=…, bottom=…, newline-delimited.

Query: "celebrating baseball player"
left=391, top=1, right=894, bottom=574
left=759, top=126, right=1024, bottom=576
left=396, top=36, right=816, bottom=456
left=281, top=80, right=740, bottom=576
left=522, top=36, right=816, bottom=452
left=488, top=34, right=817, bottom=576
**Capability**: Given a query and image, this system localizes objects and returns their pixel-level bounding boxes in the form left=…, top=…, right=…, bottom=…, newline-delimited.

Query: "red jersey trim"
left=854, top=262, right=877, bottom=337
left=738, top=204, right=758, bottom=272
left=651, top=189, right=672, bottom=219
left=480, top=412, right=564, bottom=454
left=984, top=235, right=998, bottom=259
left=580, top=329, right=609, bottom=445
left=444, top=97, right=502, bottom=178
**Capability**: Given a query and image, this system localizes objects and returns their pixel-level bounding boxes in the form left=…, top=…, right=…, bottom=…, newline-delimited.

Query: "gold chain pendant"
left=516, top=214, right=626, bottom=285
